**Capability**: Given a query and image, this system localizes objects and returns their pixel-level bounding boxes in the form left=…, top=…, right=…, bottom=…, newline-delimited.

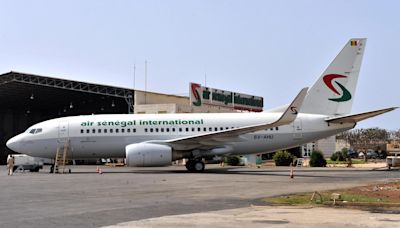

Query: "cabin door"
left=58, top=121, right=69, bottom=143
left=293, top=118, right=303, bottom=140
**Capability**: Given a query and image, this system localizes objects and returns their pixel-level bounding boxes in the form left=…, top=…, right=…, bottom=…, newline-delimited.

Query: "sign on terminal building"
left=189, top=82, right=263, bottom=112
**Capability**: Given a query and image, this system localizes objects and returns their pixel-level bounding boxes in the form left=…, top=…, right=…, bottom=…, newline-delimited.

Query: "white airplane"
left=6, top=38, right=397, bottom=172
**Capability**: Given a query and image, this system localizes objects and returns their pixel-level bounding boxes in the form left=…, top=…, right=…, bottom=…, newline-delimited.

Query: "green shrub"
left=225, top=156, right=240, bottom=166
left=340, top=148, right=349, bottom=160
left=273, top=150, right=294, bottom=166
left=310, top=150, right=327, bottom=167
left=330, top=152, right=338, bottom=161
left=331, top=150, right=348, bottom=162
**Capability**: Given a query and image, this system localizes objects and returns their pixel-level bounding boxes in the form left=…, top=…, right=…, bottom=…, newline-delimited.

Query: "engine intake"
left=125, top=143, right=172, bottom=167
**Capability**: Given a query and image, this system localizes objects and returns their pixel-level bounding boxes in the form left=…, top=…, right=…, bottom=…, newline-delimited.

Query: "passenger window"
left=179, top=128, right=182, bottom=132
left=172, top=128, right=175, bottom=132
left=214, top=127, right=218, bottom=131
left=80, top=129, right=84, bottom=134
left=166, top=128, right=169, bottom=132
left=203, top=127, right=207, bottom=131
left=104, top=129, right=108, bottom=133
left=220, top=127, right=223, bottom=131
left=192, top=128, right=195, bottom=132
left=150, top=128, right=153, bottom=132
left=98, top=129, right=102, bottom=133
left=209, top=127, right=212, bottom=131
left=86, top=129, right=90, bottom=134
left=121, top=129, right=125, bottom=133
left=276, top=127, right=279, bottom=130
left=127, top=129, right=131, bottom=133
left=133, top=128, right=136, bottom=133
left=92, top=129, right=96, bottom=133
left=110, top=129, right=113, bottom=133
left=186, top=128, right=189, bottom=132
left=145, top=128, right=148, bottom=133
left=116, top=129, right=119, bottom=133
left=225, top=127, right=229, bottom=130
left=270, top=128, right=273, bottom=131
left=198, top=127, right=201, bottom=131
left=161, top=128, right=164, bottom=132
left=155, top=128, right=159, bottom=132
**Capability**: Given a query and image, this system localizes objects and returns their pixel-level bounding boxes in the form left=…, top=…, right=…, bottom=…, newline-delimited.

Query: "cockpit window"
left=28, top=128, right=43, bottom=134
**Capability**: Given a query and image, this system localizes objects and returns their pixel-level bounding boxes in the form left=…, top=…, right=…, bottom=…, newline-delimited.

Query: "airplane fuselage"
left=7, top=112, right=354, bottom=159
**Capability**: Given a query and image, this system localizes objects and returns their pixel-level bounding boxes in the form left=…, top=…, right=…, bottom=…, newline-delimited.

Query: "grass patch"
left=264, top=191, right=387, bottom=205
left=326, top=159, right=366, bottom=165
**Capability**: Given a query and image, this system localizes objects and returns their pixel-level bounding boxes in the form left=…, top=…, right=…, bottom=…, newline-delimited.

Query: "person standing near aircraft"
left=7, top=155, right=14, bottom=176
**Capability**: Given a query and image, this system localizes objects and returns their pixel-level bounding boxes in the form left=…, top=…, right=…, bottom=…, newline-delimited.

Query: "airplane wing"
left=151, top=87, right=308, bottom=151
left=325, top=107, right=397, bottom=124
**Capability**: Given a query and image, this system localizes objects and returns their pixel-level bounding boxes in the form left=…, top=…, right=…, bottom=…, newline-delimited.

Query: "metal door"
left=293, top=118, right=303, bottom=140
left=58, top=121, right=69, bottom=142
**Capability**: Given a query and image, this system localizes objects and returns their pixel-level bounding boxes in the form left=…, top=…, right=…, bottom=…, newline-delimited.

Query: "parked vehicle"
left=366, top=150, right=379, bottom=159
left=358, top=152, right=365, bottom=158
left=347, top=149, right=358, bottom=158
left=8, top=154, right=51, bottom=172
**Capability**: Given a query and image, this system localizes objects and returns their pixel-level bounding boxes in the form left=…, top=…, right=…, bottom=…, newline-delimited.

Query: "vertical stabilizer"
left=300, top=38, right=366, bottom=116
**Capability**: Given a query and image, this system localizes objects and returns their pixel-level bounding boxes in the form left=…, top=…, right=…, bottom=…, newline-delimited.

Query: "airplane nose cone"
left=6, top=135, right=21, bottom=152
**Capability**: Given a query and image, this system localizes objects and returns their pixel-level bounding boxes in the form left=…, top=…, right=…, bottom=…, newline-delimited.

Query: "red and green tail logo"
left=323, top=74, right=352, bottom=102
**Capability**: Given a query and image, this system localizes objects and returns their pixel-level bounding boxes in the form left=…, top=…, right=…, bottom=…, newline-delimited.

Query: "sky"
left=0, top=0, right=399, bottom=130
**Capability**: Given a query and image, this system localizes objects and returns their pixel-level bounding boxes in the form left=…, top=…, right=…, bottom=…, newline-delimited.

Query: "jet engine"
left=125, top=143, right=172, bottom=167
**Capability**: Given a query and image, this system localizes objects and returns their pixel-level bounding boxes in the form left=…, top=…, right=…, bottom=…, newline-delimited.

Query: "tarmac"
left=1, top=164, right=399, bottom=227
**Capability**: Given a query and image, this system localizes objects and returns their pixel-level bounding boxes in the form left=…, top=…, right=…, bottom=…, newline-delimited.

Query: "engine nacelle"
left=125, top=143, right=172, bottom=167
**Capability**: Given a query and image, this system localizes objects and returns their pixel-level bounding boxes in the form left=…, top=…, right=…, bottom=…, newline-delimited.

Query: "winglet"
left=276, top=87, right=308, bottom=125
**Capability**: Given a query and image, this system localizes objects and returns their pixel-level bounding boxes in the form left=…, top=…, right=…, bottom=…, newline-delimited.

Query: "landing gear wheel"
left=193, top=161, right=205, bottom=172
left=185, top=160, right=205, bottom=172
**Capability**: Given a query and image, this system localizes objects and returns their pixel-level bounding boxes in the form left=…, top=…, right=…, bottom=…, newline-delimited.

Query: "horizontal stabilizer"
left=325, top=107, right=397, bottom=124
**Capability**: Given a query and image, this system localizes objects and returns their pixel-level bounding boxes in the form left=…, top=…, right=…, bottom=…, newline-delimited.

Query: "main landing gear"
left=185, top=159, right=205, bottom=172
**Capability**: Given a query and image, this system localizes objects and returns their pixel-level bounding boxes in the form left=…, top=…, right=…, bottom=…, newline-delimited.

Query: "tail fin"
left=300, top=38, right=367, bottom=116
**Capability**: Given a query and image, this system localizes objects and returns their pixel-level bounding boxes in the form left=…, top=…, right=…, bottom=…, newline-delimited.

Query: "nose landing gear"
left=185, top=159, right=205, bottom=172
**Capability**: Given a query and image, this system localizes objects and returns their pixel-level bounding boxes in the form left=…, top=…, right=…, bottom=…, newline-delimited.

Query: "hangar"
left=0, top=71, right=134, bottom=164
